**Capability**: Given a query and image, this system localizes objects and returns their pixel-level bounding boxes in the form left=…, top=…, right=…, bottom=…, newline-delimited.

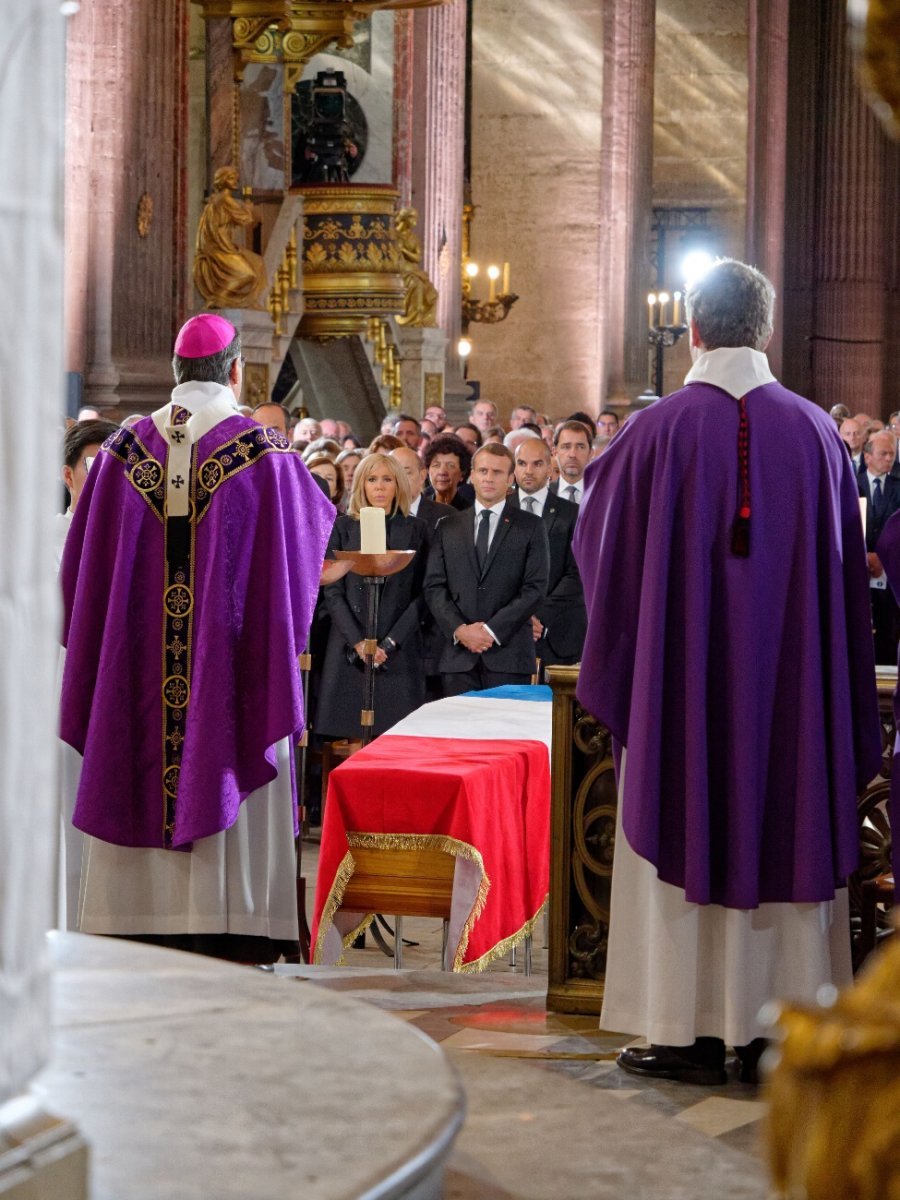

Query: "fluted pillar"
left=392, top=10, right=415, bottom=207
left=596, top=0, right=656, bottom=406
left=411, top=0, right=466, bottom=407
left=1, top=5, right=87, bottom=1191
left=65, top=0, right=190, bottom=416
left=746, top=0, right=789, bottom=377
left=810, top=0, right=886, bottom=409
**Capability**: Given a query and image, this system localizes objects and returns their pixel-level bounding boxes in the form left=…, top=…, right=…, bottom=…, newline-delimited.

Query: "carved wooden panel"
left=546, top=666, right=614, bottom=1015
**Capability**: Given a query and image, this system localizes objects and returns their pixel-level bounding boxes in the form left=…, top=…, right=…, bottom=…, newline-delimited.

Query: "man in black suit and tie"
left=859, top=431, right=900, bottom=662
left=512, top=437, right=586, bottom=667
left=424, top=443, right=550, bottom=696
left=550, top=420, right=592, bottom=506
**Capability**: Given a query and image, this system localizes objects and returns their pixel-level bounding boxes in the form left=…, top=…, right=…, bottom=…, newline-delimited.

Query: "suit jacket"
left=414, top=495, right=454, bottom=539
left=859, top=472, right=900, bottom=550
left=509, top=491, right=586, bottom=663
left=414, top=495, right=454, bottom=673
left=424, top=503, right=550, bottom=674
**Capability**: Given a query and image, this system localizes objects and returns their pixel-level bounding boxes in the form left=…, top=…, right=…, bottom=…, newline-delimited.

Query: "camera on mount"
left=302, top=69, right=355, bottom=183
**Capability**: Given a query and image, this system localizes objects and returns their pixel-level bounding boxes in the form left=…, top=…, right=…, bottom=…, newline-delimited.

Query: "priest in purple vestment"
left=60, top=314, right=335, bottom=962
left=573, top=260, right=881, bottom=1085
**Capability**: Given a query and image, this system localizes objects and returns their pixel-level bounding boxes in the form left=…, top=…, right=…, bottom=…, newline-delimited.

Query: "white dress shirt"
left=473, top=498, right=506, bottom=549
left=518, top=485, right=549, bottom=517
left=558, top=478, right=583, bottom=505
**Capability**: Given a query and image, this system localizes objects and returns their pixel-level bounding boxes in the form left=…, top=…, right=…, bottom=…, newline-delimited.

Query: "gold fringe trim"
left=457, top=894, right=549, bottom=975
left=346, top=830, right=485, bottom=867
left=312, top=833, right=493, bottom=970
left=312, top=851, right=359, bottom=965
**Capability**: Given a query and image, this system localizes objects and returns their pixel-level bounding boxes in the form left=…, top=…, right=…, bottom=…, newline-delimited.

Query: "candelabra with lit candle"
left=460, top=202, right=519, bottom=329
left=645, top=289, right=688, bottom=400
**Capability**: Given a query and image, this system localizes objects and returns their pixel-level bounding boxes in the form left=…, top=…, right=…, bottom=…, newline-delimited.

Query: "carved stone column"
left=65, top=0, right=190, bottom=416
left=810, top=0, right=886, bottom=412
left=1, top=3, right=88, bottom=1193
left=746, top=0, right=789, bottom=377
left=596, top=0, right=656, bottom=407
left=392, top=10, right=415, bottom=207
left=411, top=0, right=466, bottom=414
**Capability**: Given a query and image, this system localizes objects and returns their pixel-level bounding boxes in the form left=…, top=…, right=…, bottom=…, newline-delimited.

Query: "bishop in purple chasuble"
left=60, top=393, right=335, bottom=850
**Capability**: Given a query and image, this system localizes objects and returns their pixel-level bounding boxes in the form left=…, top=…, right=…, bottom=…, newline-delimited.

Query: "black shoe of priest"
left=616, top=1041, right=727, bottom=1086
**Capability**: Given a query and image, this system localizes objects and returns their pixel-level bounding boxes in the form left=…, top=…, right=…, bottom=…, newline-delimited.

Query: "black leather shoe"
left=734, top=1038, right=768, bottom=1086
left=617, top=1044, right=727, bottom=1086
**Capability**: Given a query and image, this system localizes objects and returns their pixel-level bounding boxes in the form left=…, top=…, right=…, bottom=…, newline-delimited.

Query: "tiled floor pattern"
left=293, top=833, right=771, bottom=1193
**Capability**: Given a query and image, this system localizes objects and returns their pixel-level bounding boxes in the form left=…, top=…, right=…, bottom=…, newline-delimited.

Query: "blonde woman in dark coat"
left=316, top=453, right=428, bottom=739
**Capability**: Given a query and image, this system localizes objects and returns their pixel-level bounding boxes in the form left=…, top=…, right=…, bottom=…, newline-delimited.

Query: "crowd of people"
left=834, top=407, right=900, bottom=663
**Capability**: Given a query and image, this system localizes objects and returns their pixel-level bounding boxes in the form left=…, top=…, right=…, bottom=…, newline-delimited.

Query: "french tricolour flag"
left=313, top=685, right=552, bottom=971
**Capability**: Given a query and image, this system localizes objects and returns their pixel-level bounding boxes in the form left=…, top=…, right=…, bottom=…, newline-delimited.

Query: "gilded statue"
left=394, top=207, right=438, bottom=328
left=767, top=924, right=900, bottom=1200
left=193, top=167, right=267, bottom=309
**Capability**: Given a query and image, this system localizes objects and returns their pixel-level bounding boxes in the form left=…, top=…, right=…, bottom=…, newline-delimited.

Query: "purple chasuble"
left=867, top=508, right=900, bottom=902
left=60, top=412, right=336, bottom=849
left=573, top=380, right=881, bottom=908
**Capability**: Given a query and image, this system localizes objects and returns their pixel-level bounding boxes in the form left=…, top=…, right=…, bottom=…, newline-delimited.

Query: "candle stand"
left=647, top=321, right=689, bottom=399
left=333, top=548, right=417, bottom=959
left=334, top=549, right=416, bottom=744
left=644, top=290, right=689, bottom=400
left=287, top=556, right=356, bottom=963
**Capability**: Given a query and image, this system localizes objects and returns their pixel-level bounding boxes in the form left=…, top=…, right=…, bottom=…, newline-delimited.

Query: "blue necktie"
left=874, top=477, right=884, bottom=518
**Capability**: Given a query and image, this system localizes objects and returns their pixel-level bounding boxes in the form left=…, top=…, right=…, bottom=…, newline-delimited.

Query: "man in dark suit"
left=424, top=443, right=550, bottom=696
left=549, top=419, right=592, bottom=505
left=390, top=446, right=453, bottom=535
left=859, top=431, right=900, bottom=662
left=511, top=437, right=586, bottom=667
left=841, top=417, right=867, bottom=476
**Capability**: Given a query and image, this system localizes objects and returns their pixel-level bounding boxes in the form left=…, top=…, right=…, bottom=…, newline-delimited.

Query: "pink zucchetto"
left=174, top=314, right=237, bottom=359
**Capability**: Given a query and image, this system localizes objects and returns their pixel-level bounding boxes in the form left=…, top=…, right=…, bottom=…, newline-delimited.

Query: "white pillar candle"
left=360, top=506, right=387, bottom=554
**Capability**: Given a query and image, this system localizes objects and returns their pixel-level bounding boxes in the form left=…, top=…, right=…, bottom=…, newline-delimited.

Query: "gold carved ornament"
left=394, top=207, right=438, bottom=328
left=192, top=166, right=268, bottom=309
left=192, top=1, right=449, bottom=84
left=849, top=0, right=900, bottom=139
left=297, top=187, right=405, bottom=338
left=767, top=924, right=900, bottom=1200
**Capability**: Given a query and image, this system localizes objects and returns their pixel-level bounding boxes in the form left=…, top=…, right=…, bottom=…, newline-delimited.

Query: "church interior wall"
left=468, top=0, right=605, bottom=423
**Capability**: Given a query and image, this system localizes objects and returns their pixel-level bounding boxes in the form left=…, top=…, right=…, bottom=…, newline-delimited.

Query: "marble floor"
left=290, top=835, right=772, bottom=1199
